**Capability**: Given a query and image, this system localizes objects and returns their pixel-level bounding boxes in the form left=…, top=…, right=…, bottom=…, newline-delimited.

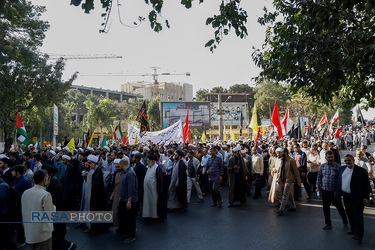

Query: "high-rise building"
left=121, top=81, right=193, bottom=101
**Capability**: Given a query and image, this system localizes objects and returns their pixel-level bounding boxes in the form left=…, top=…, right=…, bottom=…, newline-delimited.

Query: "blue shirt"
left=317, top=162, right=341, bottom=191
left=54, top=159, right=66, bottom=180
left=206, top=155, right=224, bottom=181
left=120, top=167, right=138, bottom=203
left=14, top=175, right=32, bottom=196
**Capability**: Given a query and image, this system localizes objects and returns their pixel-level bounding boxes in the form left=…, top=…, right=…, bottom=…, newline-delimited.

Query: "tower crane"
left=80, top=67, right=191, bottom=96
left=47, top=54, right=122, bottom=60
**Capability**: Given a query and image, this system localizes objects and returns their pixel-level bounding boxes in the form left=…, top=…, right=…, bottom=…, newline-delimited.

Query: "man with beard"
left=316, top=151, right=348, bottom=231
left=167, top=150, right=187, bottom=210
left=111, top=159, right=123, bottom=231
left=227, top=146, right=249, bottom=207
left=61, top=155, right=79, bottom=211
left=142, top=154, right=167, bottom=221
left=338, top=154, right=371, bottom=244
left=82, top=155, right=109, bottom=233
left=277, top=148, right=301, bottom=216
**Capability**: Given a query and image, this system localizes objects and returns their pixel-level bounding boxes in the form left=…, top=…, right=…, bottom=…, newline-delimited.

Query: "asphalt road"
left=20, top=145, right=375, bottom=250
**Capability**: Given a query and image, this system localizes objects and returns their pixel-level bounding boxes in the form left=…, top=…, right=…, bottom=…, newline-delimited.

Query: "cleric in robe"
left=167, top=150, right=187, bottom=210
left=142, top=153, right=167, bottom=221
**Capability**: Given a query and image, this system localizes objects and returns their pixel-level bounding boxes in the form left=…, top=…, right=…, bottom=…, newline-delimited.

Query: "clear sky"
left=31, top=0, right=273, bottom=90
left=30, top=0, right=375, bottom=120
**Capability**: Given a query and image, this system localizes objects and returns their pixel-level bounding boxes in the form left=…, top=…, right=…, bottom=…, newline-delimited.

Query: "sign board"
left=161, top=102, right=211, bottom=129
left=210, top=102, right=248, bottom=127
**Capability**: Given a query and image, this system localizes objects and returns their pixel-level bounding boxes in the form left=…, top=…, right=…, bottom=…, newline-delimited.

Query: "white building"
left=121, top=81, right=193, bottom=102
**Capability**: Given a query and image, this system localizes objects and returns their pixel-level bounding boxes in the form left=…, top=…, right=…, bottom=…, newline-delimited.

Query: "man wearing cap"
left=82, top=155, right=109, bottom=233
left=61, top=154, right=80, bottom=211
left=228, top=146, right=248, bottom=207
left=140, top=146, right=150, bottom=167
left=167, top=150, right=187, bottom=210
left=143, top=154, right=167, bottom=221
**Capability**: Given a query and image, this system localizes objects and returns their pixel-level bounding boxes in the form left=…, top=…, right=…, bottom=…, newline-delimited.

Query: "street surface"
left=20, top=145, right=375, bottom=250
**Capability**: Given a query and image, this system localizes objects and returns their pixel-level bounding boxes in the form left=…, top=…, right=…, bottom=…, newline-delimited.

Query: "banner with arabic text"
left=128, top=120, right=183, bottom=145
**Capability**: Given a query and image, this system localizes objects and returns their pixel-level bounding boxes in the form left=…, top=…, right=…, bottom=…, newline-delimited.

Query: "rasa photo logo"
left=27, top=211, right=113, bottom=223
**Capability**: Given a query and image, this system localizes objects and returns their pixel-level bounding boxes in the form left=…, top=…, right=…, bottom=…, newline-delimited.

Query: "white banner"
left=128, top=120, right=183, bottom=145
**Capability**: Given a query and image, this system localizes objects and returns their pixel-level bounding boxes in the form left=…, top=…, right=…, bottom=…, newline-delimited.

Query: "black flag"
left=136, top=101, right=149, bottom=136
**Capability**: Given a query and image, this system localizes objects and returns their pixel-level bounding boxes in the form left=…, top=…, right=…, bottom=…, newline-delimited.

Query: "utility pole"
left=218, top=93, right=223, bottom=141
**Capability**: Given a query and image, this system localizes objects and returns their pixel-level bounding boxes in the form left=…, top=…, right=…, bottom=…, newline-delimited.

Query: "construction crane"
left=80, top=67, right=191, bottom=96
left=47, top=54, right=122, bottom=60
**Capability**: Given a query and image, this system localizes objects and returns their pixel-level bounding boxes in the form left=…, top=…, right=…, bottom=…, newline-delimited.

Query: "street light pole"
left=218, top=93, right=223, bottom=140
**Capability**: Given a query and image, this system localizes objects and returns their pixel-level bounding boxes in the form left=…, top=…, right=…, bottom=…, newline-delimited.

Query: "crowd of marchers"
left=0, top=125, right=374, bottom=249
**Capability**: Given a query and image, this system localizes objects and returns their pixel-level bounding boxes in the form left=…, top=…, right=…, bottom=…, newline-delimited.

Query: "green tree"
left=254, top=80, right=290, bottom=118
left=82, top=95, right=118, bottom=133
left=195, top=89, right=210, bottom=101
left=148, top=97, right=161, bottom=131
left=0, top=1, right=76, bottom=151
left=228, top=84, right=253, bottom=94
left=211, top=86, right=228, bottom=94
left=252, top=0, right=375, bottom=108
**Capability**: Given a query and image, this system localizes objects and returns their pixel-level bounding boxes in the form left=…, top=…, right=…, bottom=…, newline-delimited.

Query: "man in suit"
left=337, top=154, right=371, bottom=244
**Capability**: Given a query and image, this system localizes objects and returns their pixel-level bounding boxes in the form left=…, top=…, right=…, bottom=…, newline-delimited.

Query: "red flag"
left=271, top=101, right=283, bottom=140
left=281, top=108, right=289, bottom=135
left=122, top=135, right=128, bottom=145
left=255, top=127, right=261, bottom=141
left=329, top=110, right=339, bottom=132
left=317, top=113, right=328, bottom=129
left=334, top=127, right=341, bottom=138
left=182, top=108, right=190, bottom=143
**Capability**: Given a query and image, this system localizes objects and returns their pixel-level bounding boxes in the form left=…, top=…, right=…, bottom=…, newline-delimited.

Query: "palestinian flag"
left=15, top=112, right=30, bottom=145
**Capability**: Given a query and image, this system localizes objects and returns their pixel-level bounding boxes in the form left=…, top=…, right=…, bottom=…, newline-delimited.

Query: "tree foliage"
left=0, top=0, right=76, bottom=151
left=252, top=0, right=375, bottom=108
left=254, top=80, right=290, bottom=118
left=148, top=96, right=161, bottom=131
left=69, top=0, right=248, bottom=51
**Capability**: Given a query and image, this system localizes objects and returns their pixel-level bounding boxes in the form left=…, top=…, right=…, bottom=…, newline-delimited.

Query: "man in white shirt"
left=251, top=147, right=264, bottom=200
left=338, top=154, right=371, bottom=244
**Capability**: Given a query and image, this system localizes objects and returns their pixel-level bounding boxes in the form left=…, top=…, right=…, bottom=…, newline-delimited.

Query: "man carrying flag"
left=15, top=112, right=30, bottom=145
left=136, top=101, right=149, bottom=136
